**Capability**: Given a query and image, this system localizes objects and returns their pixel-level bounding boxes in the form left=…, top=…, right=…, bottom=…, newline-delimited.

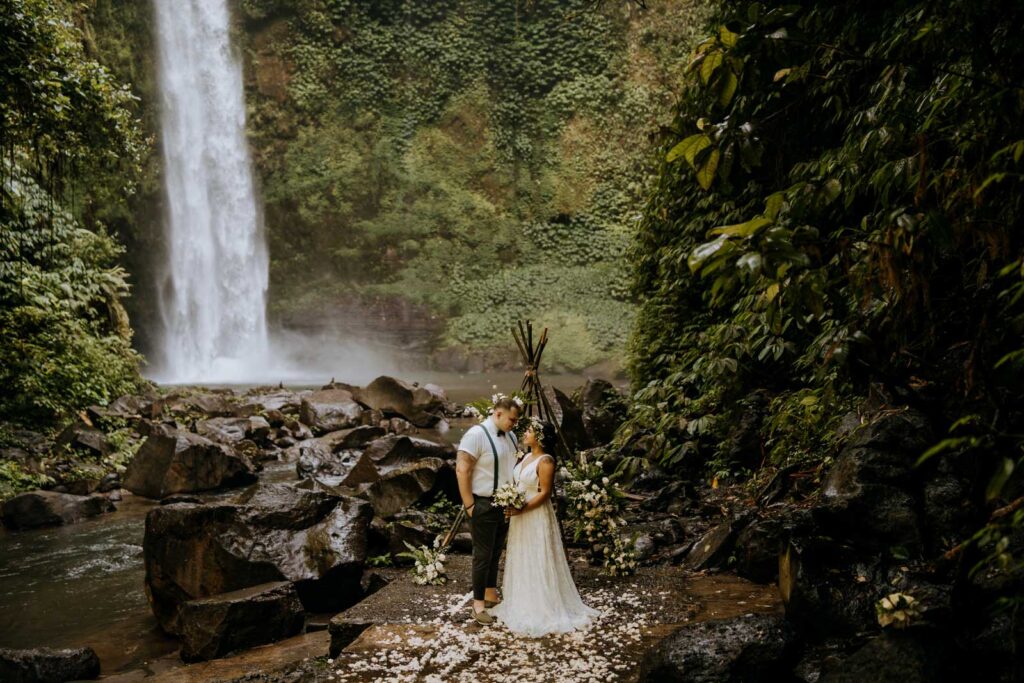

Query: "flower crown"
left=490, top=392, right=525, bottom=411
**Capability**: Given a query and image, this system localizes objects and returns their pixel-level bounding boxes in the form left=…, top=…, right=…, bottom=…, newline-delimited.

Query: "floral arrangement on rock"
left=876, top=592, right=922, bottom=629
left=398, top=537, right=449, bottom=586
left=562, top=451, right=638, bottom=576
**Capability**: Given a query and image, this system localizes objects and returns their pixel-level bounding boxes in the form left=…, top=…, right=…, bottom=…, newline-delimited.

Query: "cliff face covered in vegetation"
left=232, top=0, right=710, bottom=370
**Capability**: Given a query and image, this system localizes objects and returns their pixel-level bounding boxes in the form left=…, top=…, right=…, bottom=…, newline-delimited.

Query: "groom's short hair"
left=494, top=397, right=519, bottom=413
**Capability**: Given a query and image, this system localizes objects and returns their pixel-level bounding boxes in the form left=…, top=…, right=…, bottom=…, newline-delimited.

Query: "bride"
left=490, top=419, right=600, bottom=637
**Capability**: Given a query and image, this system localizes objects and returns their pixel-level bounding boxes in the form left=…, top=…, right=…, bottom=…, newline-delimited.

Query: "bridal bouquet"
left=398, top=540, right=448, bottom=585
left=493, top=481, right=527, bottom=510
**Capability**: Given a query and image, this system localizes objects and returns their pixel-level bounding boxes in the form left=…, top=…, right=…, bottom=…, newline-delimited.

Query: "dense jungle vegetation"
left=623, top=0, right=1024, bottom=599
left=0, top=0, right=146, bottom=424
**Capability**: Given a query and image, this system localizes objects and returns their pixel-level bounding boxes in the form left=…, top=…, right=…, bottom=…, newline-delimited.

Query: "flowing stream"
left=153, top=0, right=269, bottom=383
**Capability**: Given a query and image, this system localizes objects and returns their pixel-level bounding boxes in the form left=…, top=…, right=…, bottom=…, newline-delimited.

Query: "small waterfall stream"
left=152, top=0, right=269, bottom=383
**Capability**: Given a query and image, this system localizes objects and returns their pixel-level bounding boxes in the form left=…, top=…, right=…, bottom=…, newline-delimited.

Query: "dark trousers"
left=470, top=495, right=508, bottom=600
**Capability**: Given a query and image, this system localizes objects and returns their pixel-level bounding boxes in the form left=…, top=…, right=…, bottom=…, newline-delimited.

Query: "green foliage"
left=0, top=460, right=54, bottom=501
left=627, top=1, right=1024, bottom=488
left=244, top=0, right=711, bottom=368
left=0, top=0, right=146, bottom=425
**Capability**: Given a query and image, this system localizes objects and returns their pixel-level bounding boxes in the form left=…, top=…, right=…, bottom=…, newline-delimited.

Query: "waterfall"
left=152, top=0, right=269, bottom=383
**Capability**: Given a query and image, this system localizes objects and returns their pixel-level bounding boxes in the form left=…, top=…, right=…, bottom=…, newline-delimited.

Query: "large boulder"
left=1, top=491, right=115, bottom=530
left=0, top=647, right=100, bottom=682
left=54, top=422, right=109, bottom=458
left=143, top=482, right=371, bottom=633
left=638, top=612, right=797, bottom=682
left=819, top=408, right=932, bottom=554
left=362, top=458, right=455, bottom=519
left=297, top=434, right=453, bottom=491
left=354, top=376, right=445, bottom=428
left=299, top=389, right=364, bottom=435
left=177, top=581, right=305, bottom=662
left=820, top=627, right=961, bottom=682
left=123, top=429, right=257, bottom=499
left=362, top=435, right=454, bottom=473
left=576, top=379, right=627, bottom=446
left=194, top=416, right=272, bottom=446
left=542, top=386, right=591, bottom=453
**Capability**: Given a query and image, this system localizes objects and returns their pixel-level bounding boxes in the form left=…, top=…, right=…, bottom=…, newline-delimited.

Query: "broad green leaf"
left=736, top=252, right=763, bottom=275
left=765, top=192, right=785, bottom=219
left=986, top=457, right=1015, bottom=502
left=696, top=148, right=720, bottom=190
left=666, top=134, right=710, bottom=166
left=773, top=68, right=792, bottom=82
left=718, top=69, right=738, bottom=107
left=701, top=51, right=724, bottom=85
left=688, top=235, right=732, bottom=272
left=915, top=437, right=970, bottom=466
left=764, top=282, right=780, bottom=302
left=709, top=216, right=772, bottom=238
left=719, top=26, right=739, bottom=48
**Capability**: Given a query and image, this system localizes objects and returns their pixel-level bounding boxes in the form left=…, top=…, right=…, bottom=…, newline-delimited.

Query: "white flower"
left=602, top=477, right=609, bottom=485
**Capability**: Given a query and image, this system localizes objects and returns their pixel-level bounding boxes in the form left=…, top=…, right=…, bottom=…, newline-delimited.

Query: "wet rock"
left=160, top=494, right=202, bottom=505
left=734, top=517, right=784, bottom=584
left=195, top=416, right=272, bottom=446
left=61, top=463, right=106, bottom=496
left=54, top=422, right=110, bottom=458
left=299, top=389, right=364, bottom=435
left=242, top=389, right=306, bottom=415
left=542, top=386, right=591, bottom=453
left=177, top=581, right=305, bottom=662
left=576, top=379, right=627, bottom=446
left=921, top=473, right=974, bottom=552
left=123, top=429, right=257, bottom=499
left=362, top=435, right=454, bottom=473
left=0, top=646, right=100, bottom=682
left=633, top=533, right=658, bottom=562
left=638, top=612, right=797, bottom=682
left=370, top=517, right=435, bottom=560
left=97, top=472, right=120, bottom=493
left=362, top=459, right=455, bottom=519
left=820, top=627, right=961, bottom=682
left=819, top=408, right=933, bottom=554
left=354, top=376, right=445, bottom=428
left=1, top=491, right=115, bottom=530
left=143, top=483, right=370, bottom=633
left=684, top=515, right=749, bottom=571
left=779, top=538, right=880, bottom=636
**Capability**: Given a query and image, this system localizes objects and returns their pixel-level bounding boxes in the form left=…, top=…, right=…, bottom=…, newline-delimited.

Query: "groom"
left=455, top=396, right=521, bottom=624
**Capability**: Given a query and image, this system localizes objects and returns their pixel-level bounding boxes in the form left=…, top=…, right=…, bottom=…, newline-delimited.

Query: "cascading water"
left=152, top=0, right=269, bottom=383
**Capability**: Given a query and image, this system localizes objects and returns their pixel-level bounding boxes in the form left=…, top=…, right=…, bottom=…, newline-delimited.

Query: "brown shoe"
left=470, top=607, right=494, bottom=625
left=484, top=599, right=501, bottom=608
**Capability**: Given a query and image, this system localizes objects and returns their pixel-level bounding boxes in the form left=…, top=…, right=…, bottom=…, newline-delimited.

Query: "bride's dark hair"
left=535, top=420, right=558, bottom=453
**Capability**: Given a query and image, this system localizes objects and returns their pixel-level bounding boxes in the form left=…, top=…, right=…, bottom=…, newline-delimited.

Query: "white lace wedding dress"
left=490, top=454, right=600, bottom=637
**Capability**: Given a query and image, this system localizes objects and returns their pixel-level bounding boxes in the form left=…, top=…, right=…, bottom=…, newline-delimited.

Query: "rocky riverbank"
left=1, top=381, right=1020, bottom=682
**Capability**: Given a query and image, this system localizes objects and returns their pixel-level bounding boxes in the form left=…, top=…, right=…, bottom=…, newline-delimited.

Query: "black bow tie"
left=496, top=430, right=505, bottom=437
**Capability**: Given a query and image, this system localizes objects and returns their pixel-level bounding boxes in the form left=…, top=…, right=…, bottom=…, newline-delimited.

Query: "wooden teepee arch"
left=512, top=320, right=572, bottom=458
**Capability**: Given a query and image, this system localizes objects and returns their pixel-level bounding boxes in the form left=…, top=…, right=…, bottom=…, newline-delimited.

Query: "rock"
left=734, top=517, right=784, bottom=584
left=354, top=376, right=445, bottom=428
left=684, top=516, right=747, bottom=571
left=716, top=390, right=769, bottom=472
left=290, top=427, right=391, bottom=485
left=299, top=389, right=364, bottom=435
left=54, top=422, right=110, bottom=458
left=638, top=612, right=797, bottom=682
left=921, top=473, right=973, bottom=553
left=820, top=627, right=961, bottom=682
left=1, top=491, right=115, bottom=530
left=819, top=408, right=933, bottom=554
left=61, top=463, right=106, bottom=496
left=194, top=416, right=272, bottom=446
left=633, top=533, right=658, bottom=562
left=576, top=379, right=627, bottom=445
left=177, top=581, right=305, bottom=662
left=362, top=435, right=454, bottom=474
left=123, top=429, right=257, bottom=499
left=97, top=472, right=120, bottom=493
left=160, top=494, right=202, bottom=505
left=362, top=459, right=455, bottom=519
left=0, top=646, right=100, bottom=682
left=542, top=386, right=591, bottom=453
left=143, top=482, right=371, bottom=633
left=370, top=517, right=434, bottom=560
left=242, top=390, right=306, bottom=415
left=779, top=538, right=880, bottom=636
